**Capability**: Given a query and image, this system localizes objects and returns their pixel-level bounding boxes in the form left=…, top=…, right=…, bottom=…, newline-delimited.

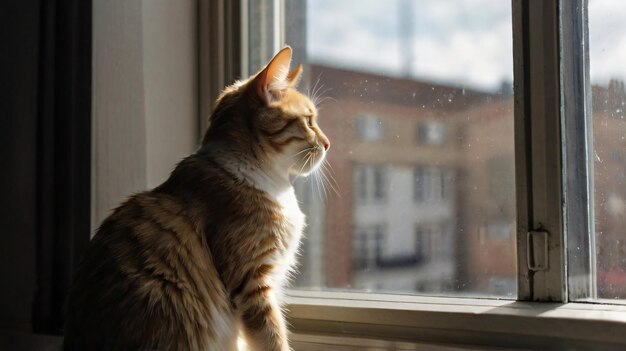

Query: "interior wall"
left=92, top=0, right=199, bottom=228
left=143, top=0, right=199, bottom=189
left=92, top=0, right=147, bottom=229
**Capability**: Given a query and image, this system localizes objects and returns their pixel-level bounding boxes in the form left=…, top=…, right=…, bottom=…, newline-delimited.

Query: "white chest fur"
left=226, top=161, right=306, bottom=277
left=271, top=188, right=305, bottom=289
left=275, top=187, right=305, bottom=235
left=238, top=165, right=306, bottom=241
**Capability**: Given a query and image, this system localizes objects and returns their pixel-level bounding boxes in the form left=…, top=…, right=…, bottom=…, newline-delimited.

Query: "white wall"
left=92, top=0, right=198, bottom=229
left=143, top=1, right=198, bottom=189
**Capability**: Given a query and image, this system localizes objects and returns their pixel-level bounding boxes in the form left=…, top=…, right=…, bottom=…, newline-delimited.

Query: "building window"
left=415, top=224, right=443, bottom=262
left=417, top=121, right=447, bottom=145
left=354, top=164, right=386, bottom=202
left=353, top=225, right=384, bottom=270
left=355, top=114, right=385, bottom=141
left=414, top=167, right=450, bottom=202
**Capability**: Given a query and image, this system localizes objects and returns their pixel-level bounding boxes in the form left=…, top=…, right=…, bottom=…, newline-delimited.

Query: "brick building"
left=294, top=64, right=517, bottom=296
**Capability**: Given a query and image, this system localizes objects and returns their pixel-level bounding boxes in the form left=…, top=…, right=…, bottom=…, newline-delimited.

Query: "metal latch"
left=527, top=230, right=548, bottom=271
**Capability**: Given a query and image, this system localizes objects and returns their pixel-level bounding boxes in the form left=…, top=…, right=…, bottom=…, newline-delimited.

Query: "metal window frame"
left=560, top=0, right=596, bottom=302
left=513, top=0, right=595, bottom=302
left=198, top=0, right=623, bottom=348
left=198, top=0, right=243, bottom=136
left=513, top=0, right=567, bottom=302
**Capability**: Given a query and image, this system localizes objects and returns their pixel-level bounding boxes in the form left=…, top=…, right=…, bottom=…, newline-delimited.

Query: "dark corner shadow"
left=0, top=330, right=63, bottom=351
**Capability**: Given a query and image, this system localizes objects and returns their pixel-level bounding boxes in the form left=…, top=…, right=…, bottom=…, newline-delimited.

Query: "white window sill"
left=285, top=290, right=626, bottom=350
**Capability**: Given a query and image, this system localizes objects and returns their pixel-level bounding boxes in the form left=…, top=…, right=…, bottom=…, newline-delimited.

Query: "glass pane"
left=589, top=0, right=626, bottom=300
left=261, top=0, right=516, bottom=297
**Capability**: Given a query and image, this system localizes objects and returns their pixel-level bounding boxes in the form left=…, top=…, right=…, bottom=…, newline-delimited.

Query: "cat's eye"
left=305, top=116, right=313, bottom=127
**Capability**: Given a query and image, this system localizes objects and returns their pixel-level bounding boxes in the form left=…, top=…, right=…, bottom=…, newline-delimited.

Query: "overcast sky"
left=589, top=0, right=626, bottom=86
left=306, top=0, right=626, bottom=92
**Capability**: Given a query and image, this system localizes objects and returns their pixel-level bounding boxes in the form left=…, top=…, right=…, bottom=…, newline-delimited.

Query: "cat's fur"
left=63, top=47, right=330, bottom=351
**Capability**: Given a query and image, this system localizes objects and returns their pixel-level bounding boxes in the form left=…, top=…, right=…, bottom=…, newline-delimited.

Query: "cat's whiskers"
left=313, top=172, right=321, bottom=200
left=307, top=74, right=335, bottom=111
left=295, top=150, right=314, bottom=177
left=289, top=147, right=316, bottom=160
left=320, top=171, right=329, bottom=200
left=319, top=160, right=340, bottom=197
left=312, top=95, right=336, bottom=111
left=286, top=147, right=318, bottom=179
left=288, top=142, right=340, bottom=201
left=313, top=161, right=324, bottom=201
left=305, top=158, right=340, bottom=202
left=323, top=159, right=340, bottom=194
left=312, top=88, right=332, bottom=105
left=307, top=74, right=323, bottom=102
left=319, top=166, right=330, bottom=200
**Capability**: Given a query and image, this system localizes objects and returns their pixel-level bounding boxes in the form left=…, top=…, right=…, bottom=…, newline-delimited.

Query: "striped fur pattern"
left=64, top=47, right=330, bottom=351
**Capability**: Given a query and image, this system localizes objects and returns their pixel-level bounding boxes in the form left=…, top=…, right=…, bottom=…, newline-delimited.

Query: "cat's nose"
left=321, top=138, right=330, bottom=151
left=316, top=133, right=330, bottom=151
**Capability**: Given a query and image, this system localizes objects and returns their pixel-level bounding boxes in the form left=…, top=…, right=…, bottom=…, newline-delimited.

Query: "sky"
left=305, top=0, right=626, bottom=92
left=589, top=0, right=626, bottom=86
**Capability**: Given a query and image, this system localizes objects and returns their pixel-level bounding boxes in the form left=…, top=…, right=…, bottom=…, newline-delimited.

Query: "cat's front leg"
left=236, top=277, right=291, bottom=351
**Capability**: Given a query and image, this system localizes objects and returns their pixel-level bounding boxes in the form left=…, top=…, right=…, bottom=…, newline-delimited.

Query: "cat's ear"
left=250, top=46, right=292, bottom=104
left=287, top=64, right=303, bottom=87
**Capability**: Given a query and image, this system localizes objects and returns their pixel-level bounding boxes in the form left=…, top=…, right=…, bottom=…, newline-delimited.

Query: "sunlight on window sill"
left=284, top=290, right=626, bottom=350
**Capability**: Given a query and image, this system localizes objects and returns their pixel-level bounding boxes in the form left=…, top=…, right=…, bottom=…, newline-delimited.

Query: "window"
left=417, top=120, right=447, bottom=145
left=272, top=0, right=516, bottom=298
left=415, top=223, right=444, bottom=262
left=352, top=225, right=384, bottom=270
left=589, top=0, right=626, bottom=300
left=353, top=164, right=386, bottom=202
left=414, top=166, right=451, bottom=202
left=355, top=114, right=385, bottom=141
left=202, top=0, right=626, bottom=349
left=78, top=0, right=626, bottom=349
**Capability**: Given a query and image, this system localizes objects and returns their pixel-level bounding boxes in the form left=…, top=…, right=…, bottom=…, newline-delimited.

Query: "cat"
left=63, top=46, right=330, bottom=351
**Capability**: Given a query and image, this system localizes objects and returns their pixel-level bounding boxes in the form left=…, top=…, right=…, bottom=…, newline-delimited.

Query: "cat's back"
left=64, top=189, right=236, bottom=351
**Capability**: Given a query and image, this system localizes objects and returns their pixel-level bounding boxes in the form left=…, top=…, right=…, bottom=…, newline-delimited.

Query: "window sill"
left=285, top=290, right=626, bottom=350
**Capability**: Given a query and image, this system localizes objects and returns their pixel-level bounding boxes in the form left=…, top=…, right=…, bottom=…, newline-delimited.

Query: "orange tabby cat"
left=64, top=46, right=329, bottom=351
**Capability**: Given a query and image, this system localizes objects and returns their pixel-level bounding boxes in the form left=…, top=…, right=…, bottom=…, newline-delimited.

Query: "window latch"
left=527, top=230, right=548, bottom=271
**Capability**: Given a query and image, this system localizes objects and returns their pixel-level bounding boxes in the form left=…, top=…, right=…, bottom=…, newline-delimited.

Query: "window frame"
left=199, top=0, right=626, bottom=348
left=285, top=290, right=626, bottom=349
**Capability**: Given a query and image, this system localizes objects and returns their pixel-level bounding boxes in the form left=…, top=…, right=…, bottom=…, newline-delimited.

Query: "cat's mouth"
left=290, top=143, right=326, bottom=176
left=288, top=141, right=339, bottom=198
